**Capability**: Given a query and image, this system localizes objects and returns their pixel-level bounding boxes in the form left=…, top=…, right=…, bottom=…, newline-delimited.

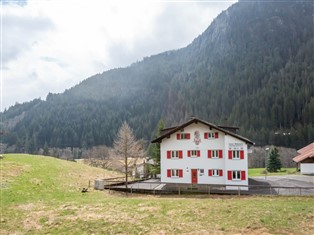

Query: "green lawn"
left=1, top=154, right=313, bottom=235
left=248, top=168, right=299, bottom=177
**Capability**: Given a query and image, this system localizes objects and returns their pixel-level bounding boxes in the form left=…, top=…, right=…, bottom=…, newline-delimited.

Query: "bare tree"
left=113, top=122, right=146, bottom=191
left=84, top=145, right=110, bottom=169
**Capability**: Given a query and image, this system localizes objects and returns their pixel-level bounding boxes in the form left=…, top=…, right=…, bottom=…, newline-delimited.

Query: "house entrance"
left=191, top=169, right=198, bottom=184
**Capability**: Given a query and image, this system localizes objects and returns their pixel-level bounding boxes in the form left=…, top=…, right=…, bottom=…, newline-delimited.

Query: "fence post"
left=178, top=185, right=181, bottom=196
left=299, top=188, right=302, bottom=196
left=238, top=186, right=240, bottom=196
left=270, top=186, right=272, bottom=195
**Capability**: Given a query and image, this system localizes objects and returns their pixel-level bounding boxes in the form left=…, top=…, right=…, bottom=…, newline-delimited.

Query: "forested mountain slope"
left=1, top=0, right=313, bottom=152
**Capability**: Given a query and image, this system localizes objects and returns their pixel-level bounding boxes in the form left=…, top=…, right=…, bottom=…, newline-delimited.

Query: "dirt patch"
left=16, top=203, right=37, bottom=211
left=16, top=204, right=58, bottom=231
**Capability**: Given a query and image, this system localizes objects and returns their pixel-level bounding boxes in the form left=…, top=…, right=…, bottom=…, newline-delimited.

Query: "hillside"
left=1, top=154, right=313, bottom=234
left=1, top=0, right=313, bottom=152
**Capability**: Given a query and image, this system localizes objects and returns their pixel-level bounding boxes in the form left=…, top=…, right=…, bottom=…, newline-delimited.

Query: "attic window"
left=177, top=133, right=190, bottom=140
left=204, top=132, right=219, bottom=139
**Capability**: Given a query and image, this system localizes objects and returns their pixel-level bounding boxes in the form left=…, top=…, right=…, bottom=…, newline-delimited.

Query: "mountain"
left=1, top=0, right=313, bottom=152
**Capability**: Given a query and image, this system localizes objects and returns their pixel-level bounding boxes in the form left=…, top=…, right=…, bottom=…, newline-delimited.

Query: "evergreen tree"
left=43, top=142, right=49, bottom=156
left=148, top=119, right=165, bottom=178
left=267, top=147, right=282, bottom=172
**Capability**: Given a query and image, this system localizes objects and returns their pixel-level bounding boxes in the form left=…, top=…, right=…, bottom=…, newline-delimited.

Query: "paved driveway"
left=250, top=175, right=314, bottom=195
left=110, top=176, right=314, bottom=196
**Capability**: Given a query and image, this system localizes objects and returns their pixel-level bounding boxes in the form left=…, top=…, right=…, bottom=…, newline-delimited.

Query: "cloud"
left=1, top=0, right=236, bottom=110
left=2, top=4, right=54, bottom=64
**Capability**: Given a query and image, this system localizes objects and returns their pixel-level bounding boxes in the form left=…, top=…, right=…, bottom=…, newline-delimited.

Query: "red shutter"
left=240, top=150, right=244, bottom=159
left=208, top=150, right=212, bottom=158
left=215, top=132, right=219, bottom=139
left=167, top=151, right=171, bottom=159
left=219, top=169, right=223, bottom=176
left=228, top=150, right=232, bottom=159
left=179, top=169, right=183, bottom=178
left=204, top=133, right=208, bottom=139
left=186, top=133, right=190, bottom=139
left=188, top=150, right=191, bottom=157
left=197, top=150, right=200, bottom=157
left=241, top=171, right=246, bottom=180
left=208, top=169, right=212, bottom=176
left=219, top=150, right=223, bottom=158
left=227, top=171, right=232, bottom=180
left=167, top=169, right=171, bottom=177
left=179, top=151, right=183, bottom=159
left=176, top=133, right=181, bottom=140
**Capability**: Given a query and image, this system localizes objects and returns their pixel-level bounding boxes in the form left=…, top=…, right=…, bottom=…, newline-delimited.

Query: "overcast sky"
left=1, top=0, right=236, bottom=110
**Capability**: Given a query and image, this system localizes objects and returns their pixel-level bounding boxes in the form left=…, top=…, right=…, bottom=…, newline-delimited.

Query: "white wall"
left=300, top=163, right=314, bottom=174
left=224, top=135, right=248, bottom=189
left=160, top=122, right=249, bottom=189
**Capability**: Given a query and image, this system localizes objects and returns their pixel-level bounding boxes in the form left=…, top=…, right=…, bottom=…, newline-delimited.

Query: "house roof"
left=151, top=117, right=254, bottom=145
left=293, top=142, right=314, bottom=163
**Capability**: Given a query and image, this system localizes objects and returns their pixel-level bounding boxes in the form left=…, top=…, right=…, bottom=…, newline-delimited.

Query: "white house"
left=151, top=117, right=254, bottom=190
left=293, top=142, right=314, bottom=175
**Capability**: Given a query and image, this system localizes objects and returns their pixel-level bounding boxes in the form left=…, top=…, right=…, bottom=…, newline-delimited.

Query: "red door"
left=191, top=169, right=198, bottom=184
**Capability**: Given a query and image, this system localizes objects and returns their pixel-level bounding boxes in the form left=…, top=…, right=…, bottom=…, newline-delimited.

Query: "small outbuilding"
left=293, top=142, right=314, bottom=175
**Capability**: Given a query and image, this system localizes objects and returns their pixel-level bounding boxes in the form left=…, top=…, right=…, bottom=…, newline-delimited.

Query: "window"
left=172, top=169, right=179, bottom=177
left=208, top=169, right=223, bottom=177
left=167, top=169, right=183, bottom=178
left=167, top=150, right=183, bottom=159
left=227, top=170, right=246, bottom=180
left=233, top=150, right=240, bottom=159
left=228, top=150, right=244, bottom=159
left=208, top=150, right=223, bottom=158
left=204, top=132, right=219, bottom=139
left=187, top=150, right=200, bottom=157
left=233, top=171, right=241, bottom=179
left=213, top=169, right=219, bottom=176
left=199, top=169, right=204, bottom=175
left=177, top=133, right=190, bottom=140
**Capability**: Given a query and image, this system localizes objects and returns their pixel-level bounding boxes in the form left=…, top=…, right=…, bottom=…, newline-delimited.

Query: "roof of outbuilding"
left=151, top=117, right=254, bottom=145
left=293, top=142, right=314, bottom=163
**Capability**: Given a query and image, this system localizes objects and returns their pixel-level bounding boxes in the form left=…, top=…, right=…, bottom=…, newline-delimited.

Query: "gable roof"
left=151, top=117, right=254, bottom=145
left=293, top=142, right=314, bottom=163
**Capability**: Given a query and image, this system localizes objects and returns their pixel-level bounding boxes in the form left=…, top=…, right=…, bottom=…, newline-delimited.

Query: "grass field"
left=248, top=168, right=299, bottom=177
left=1, top=154, right=313, bottom=235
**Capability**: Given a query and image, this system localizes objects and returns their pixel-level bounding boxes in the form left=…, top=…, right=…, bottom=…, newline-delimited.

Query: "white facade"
left=158, top=121, right=251, bottom=190
left=300, top=163, right=314, bottom=175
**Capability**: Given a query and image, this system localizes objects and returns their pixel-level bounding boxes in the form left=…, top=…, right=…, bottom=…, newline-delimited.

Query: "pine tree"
left=43, top=142, right=49, bottom=156
left=267, top=147, right=282, bottom=172
left=148, top=119, right=165, bottom=178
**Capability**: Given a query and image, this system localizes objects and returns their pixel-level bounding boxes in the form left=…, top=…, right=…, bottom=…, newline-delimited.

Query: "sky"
left=1, top=0, right=236, bottom=111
